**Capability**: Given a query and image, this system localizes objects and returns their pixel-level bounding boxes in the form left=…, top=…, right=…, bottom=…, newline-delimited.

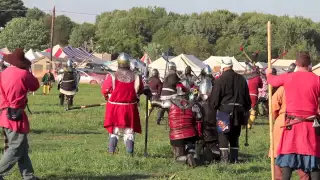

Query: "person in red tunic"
left=168, top=83, right=201, bottom=167
left=101, top=52, right=145, bottom=155
left=266, top=52, right=320, bottom=180
left=246, top=67, right=263, bottom=129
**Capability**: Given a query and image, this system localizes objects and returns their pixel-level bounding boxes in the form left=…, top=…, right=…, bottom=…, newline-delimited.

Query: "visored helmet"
left=67, top=59, right=73, bottom=67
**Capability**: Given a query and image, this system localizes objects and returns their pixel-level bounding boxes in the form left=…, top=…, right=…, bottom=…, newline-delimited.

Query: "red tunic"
left=248, top=75, right=263, bottom=108
left=0, top=67, right=40, bottom=133
left=267, top=71, right=320, bottom=157
left=101, top=73, right=144, bottom=134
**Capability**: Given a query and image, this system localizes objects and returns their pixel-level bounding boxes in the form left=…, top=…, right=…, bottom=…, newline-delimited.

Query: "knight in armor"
left=58, top=59, right=80, bottom=108
left=200, top=65, right=215, bottom=85
left=101, top=52, right=148, bottom=155
left=157, top=62, right=180, bottom=125
left=246, top=65, right=263, bottom=129
left=130, top=61, right=140, bottom=74
left=169, top=83, right=200, bottom=167
left=148, top=69, right=163, bottom=116
left=194, top=78, right=220, bottom=163
left=181, top=66, right=196, bottom=87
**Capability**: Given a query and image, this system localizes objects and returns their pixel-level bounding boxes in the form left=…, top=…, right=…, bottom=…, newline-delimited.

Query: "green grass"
left=2, top=84, right=299, bottom=180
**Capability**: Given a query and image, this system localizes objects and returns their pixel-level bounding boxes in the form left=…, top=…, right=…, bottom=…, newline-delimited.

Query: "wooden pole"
left=50, top=6, right=56, bottom=70
left=267, top=21, right=275, bottom=180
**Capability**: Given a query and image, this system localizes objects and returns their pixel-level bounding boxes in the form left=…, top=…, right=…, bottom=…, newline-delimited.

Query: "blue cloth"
left=276, top=154, right=320, bottom=172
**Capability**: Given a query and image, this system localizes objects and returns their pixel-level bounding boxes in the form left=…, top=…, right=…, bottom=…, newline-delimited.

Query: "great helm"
left=168, top=61, right=176, bottom=71
left=199, top=78, right=212, bottom=101
left=117, top=52, right=131, bottom=68
left=152, top=69, right=159, bottom=77
left=67, top=59, right=73, bottom=67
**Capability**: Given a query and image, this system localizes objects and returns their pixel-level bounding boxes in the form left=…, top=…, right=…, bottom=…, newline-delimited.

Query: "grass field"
left=1, top=84, right=299, bottom=180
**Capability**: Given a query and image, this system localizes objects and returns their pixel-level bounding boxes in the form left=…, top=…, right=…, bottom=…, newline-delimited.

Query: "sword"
left=180, top=57, right=201, bottom=81
left=65, top=103, right=106, bottom=111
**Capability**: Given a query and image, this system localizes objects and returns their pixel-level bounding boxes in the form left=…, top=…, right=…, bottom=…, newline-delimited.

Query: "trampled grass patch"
left=1, top=84, right=299, bottom=180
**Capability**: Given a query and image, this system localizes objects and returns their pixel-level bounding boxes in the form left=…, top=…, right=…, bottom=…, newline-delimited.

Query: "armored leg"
left=108, top=136, right=118, bottom=154
left=123, top=128, right=135, bottom=155
left=173, top=146, right=187, bottom=163
left=185, top=143, right=196, bottom=167
left=59, top=93, right=64, bottom=106
left=156, top=108, right=166, bottom=125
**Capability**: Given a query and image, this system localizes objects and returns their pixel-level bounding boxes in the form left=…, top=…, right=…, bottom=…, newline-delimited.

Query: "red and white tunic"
left=101, top=70, right=144, bottom=134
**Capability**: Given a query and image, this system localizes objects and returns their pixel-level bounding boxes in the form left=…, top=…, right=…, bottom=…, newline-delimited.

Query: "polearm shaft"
left=267, top=21, right=275, bottom=180
left=65, top=103, right=106, bottom=111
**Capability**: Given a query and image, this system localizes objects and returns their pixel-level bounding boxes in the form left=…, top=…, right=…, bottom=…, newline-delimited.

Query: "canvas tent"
left=44, top=44, right=67, bottom=59
left=312, top=63, right=320, bottom=75
left=271, top=59, right=296, bottom=74
left=204, top=56, right=245, bottom=73
left=31, top=56, right=63, bottom=79
left=149, top=56, right=175, bottom=78
left=105, top=58, right=145, bottom=72
left=170, top=54, right=206, bottom=75
left=25, top=49, right=44, bottom=61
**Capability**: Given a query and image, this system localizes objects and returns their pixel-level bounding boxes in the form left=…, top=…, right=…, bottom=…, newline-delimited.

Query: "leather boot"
left=220, top=149, right=229, bottom=164
left=108, top=137, right=118, bottom=154
left=230, top=148, right=239, bottom=163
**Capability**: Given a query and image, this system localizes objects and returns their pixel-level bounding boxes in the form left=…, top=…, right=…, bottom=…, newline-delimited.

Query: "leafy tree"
left=26, top=7, right=45, bottom=20
left=143, top=43, right=163, bottom=60
left=69, top=23, right=95, bottom=48
left=0, top=18, right=49, bottom=50
left=0, top=0, right=27, bottom=27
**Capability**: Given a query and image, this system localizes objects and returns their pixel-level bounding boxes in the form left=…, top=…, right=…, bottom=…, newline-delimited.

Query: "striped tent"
left=63, top=46, right=105, bottom=64
left=140, top=53, right=152, bottom=64
left=44, top=44, right=67, bottom=59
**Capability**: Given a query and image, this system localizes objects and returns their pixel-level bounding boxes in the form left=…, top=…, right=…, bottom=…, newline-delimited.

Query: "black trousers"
left=218, top=126, right=241, bottom=149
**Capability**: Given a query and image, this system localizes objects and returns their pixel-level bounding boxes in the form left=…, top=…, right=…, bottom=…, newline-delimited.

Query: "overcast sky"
left=23, top=0, right=320, bottom=23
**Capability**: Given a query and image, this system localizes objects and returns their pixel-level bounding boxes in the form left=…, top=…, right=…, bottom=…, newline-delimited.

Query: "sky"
left=23, top=0, right=320, bottom=23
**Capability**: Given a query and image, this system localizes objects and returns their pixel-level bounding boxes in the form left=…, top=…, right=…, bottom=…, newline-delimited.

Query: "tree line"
left=1, top=0, right=320, bottom=63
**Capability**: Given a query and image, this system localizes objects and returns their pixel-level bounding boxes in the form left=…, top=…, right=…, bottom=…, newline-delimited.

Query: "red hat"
left=3, top=48, right=31, bottom=69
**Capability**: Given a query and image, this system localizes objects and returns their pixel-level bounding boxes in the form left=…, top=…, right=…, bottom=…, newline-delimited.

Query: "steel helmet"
left=67, top=59, right=73, bottom=67
left=117, top=52, right=131, bottom=68
left=203, top=65, right=212, bottom=75
left=168, top=62, right=176, bottom=71
left=199, top=78, right=213, bottom=101
left=287, top=63, right=297, bottom=73
left=152, top=69, right=159, bottom=77
left=130, top=61, right=138, bottom=71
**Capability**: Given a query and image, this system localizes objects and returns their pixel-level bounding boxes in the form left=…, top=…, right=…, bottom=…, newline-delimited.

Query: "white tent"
left=105, top=58, right=145, bottom=71
left=204, top=56, right=245, bottom=72
left=170, top=54, right=206, bottom=75
left=25, top=49, right=44, bottom=61
left=149, top=56, right=175, bottom=78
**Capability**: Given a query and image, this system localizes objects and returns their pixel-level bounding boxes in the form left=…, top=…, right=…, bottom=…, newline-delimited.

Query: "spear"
left=65, top=103, right=106, bottom=111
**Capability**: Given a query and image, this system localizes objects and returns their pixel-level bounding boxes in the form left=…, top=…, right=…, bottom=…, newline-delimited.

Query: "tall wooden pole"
left=50, top=6, right=56, bottom=70
left=267, top=21, right=275, bottom=180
